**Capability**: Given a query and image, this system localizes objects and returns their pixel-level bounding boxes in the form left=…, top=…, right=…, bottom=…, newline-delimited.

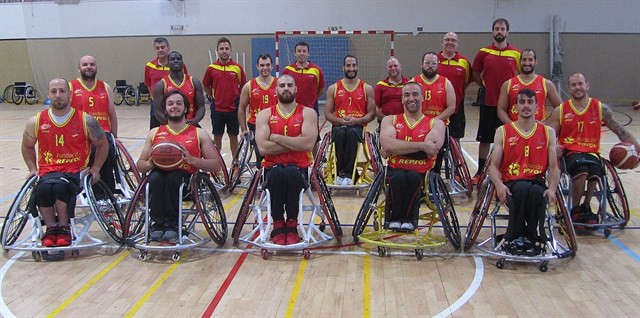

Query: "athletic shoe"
left=388, top=221, right=401, bottom=230
left=400, top=222, right=415, bottom=231
left=42, top=227, right=58, bottom=247
left=271, top=220, right=286, bottom=245
left=580, top=203, right=599, bottom=225
left=56, top=226, right=72, bottom=246
left=150, top=230, right=164, bottom=241
left=471, top=174, right=481, bottom=186
left=335, top=176, right=344, bottom=185
left=341, top=178, right=353, bottom=186
left=162, top=229, right=179, bottom=241
left=285, top=219, right=301, bottom=245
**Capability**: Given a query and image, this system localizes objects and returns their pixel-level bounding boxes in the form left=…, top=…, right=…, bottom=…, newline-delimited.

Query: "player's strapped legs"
left=89, top=132, right=117, bottom=194
left=148, top=169, right=191, bottom=229
left=247, top=123, right=263, bottom=165
left=264, top=165, right=307, bottom=221
left=504, top=179, right=547, bottom=242
left=564, top=153, right=603, bottom=180
left=448, top=100, right=466, bottom=139
left=385, top=167, right=424, bottom=226
left=34, top=172, right=81, bottom=227
left=331, top=125, right=363, bottom=179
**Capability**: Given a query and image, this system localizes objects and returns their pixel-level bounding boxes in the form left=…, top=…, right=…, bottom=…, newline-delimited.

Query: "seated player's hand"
left=496, top=183, right=511, bottom=203
left=543, top=189, right=557, bottom=205
left=240, top=129, right=250, bottom=137
left=556, top=144, right=564, bottom=157
left=178, top=144, right=194, bottom=166
left=88, top=167, right=101, bottom=184
left=26, top=170, right=37, bottom=180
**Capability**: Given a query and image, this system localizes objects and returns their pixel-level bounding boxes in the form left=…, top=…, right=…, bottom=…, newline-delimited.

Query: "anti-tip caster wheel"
left=261, top=249, right=270, bottom=260
left=415, top=249, right=424, bottom=260
left=172, top=252, right=181, bottom=262
left=139, top=251, right=148, bottom=261
left=32, top=251, right=42, bottom=262
left=319, top=221, right=326, bottom=232
left=539, top=261, right=549, bottom=272
left=303, top=249, right=311, bottom=259
left=377, top=246, right=387, bottom=257
left=604, top=227, right=611, bottom=238
left=496, top=258, right=505, bottom=269
left=373, top=220, right=380, bottom=232
left=71, top=249, right=79, bottom=257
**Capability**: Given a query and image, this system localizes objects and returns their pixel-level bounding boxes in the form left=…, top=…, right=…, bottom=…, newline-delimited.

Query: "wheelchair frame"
left=228, top=132, right=258, bottom=193
left=439, top=135, right=473, bottom=197
left=2, top=82, right=38, bottom=105
left=113, top=80, right=137, bottom=106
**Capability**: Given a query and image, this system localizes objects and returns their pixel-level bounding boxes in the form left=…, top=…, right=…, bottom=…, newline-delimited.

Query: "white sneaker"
left=400, top=222, right=415, bottom=231
left=341, top=178, right=352, bottom=186
left=388, top=222, right=401, bottom=230
left=335, top=176, right=344, bottom=185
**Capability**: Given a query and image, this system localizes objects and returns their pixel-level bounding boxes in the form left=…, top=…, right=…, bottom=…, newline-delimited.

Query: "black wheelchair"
left=113, top=80, right=136, bottom=106
left=3, top=82, right=38, bottom=105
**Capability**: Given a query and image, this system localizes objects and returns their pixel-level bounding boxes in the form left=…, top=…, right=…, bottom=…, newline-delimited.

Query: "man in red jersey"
left=69, top=55, right=118, bottom=193
left=137, top=90, right=221, bottom=241
left=282, top=41, right=325, bottom=113
left=437, top=32, right=472, bottom=139
left=238, top=53, right=278, bottom=165
left=255, top=75, right=318, bottom=245
left=152, top=51, right=205, bottom=126
left=374, top=57, right=410, bottom=122
left=202, top=37, right=247, bottom=156
left=490, top=88, right=559, bottom=253
left=548, top=73, right=640, bottom=224
left=324, top=55, right=376, bottom=186
left=497, top=49, right=562, bottom=124
left=472, top=18, right=521, bottom=184
left=380, top=82, right=445, bottom=231
left=145, top=37, right=188, bottom=129
left=22, top=78, right=109, bottom=247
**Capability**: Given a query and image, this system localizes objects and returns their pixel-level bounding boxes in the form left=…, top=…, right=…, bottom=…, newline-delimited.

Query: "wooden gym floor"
left=0, top=102, right=638, bottom=317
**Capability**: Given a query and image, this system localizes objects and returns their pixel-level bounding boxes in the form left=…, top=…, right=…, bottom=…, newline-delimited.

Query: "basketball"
left=609, top=142, right=640, bottom=170
left=151, top=140, right=184, bottom=170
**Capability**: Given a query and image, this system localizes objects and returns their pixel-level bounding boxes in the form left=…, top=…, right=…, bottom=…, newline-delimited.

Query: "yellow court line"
left=124, top=258, right=183, bottom=317
left=363, top=252, right=371, bottom=318
left=284, top=258, right=308, bottom=318
left=47, top=250, right=131, bottom=317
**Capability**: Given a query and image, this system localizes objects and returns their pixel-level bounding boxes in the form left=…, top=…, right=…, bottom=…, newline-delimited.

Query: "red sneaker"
left=56, top=226, right=72, bottom=246
left=471, top=174, right=481, bottom=186
left=271, top=220, right=287, bottom=245
left=285, top=219, right=300, bottom=245
left=42, top=227, right=57, bottom=247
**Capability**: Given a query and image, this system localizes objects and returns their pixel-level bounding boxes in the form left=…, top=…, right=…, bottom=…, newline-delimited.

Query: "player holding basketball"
left=374, top=57, right=410, bottom=121
left=548, top=73, right=640, bottom=224
left=489, top=88, right=559, bottom=253
left=324, top=55, right=376, bottom=185
left=255, top=75, right=318, bottom=245
left=497, top=48, right=562, bottom=124
left=238, top=54, right=278, bottom=165
left=152, top=51, right=205, bottom=126
left=137, top=90, right=221, bottom=241
left=22, top=78, right=109, bottom=247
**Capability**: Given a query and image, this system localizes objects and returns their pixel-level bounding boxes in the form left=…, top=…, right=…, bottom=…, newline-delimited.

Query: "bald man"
left=437, top=32, right=472, bottom=139
left=374, top=57, right=410, bottom=121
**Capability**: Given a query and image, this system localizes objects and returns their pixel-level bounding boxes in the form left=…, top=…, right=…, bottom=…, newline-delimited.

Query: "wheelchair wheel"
left=449, top=137, right=472, bottom=197
left=352, top=170, right=384, bottom=239
left=312, top=171, right=343, bottom=241
left=1, top=176, right=37, bottom=248
left=193, top=173, right=227, bottom=246
left=124, top=86, right=136, bottom=106
left=364, top=131, right=382, bottom=174
left=113, top=87, right=124, bottom=106
left=210, top=145, right=230, bottom=191
left=229, top=134, right=251, bottom=193
left=124, top=176, right=149, bottom=237
left=11, top=87, right=24, bottom=105
left=603, top=159, right=630, bottom=226
left=2, top=85, right=14, bottom=103
left=232, top=169, right=262, bottom=245
left=554, top=190, right=578, bottom=254
left=115, top=139, right=141, bottom=192
left=476, top=150, right=493, bottom=193
left=24, top=86, right=38, bottom=105
left=464, top=181, right=494, bottom=251
left=85, top=177, right=125, bottom=244
left=429, top=172, right=461, bottom=249
left=313, top=131, right=333, bottom=180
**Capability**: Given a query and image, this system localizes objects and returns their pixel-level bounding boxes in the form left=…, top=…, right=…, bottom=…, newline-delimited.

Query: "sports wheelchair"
left=437, top=134, right=473, bottom=198
left=464, top=174, right=577, bottom=272
left=1, top=174, right=126, bottom=261
left=113, top=80, right=137, bottom=106
left=2, top=82, right=38, bottom=105
left=559, top=156, right=629, bottom=238
left=114, top=139, right=142, bottom=196
left=352, top=170, right=461, bottom=260
left=231, top=167, right=342, bottom=260
left=228, top=132, right=259, bottom=193
left=314, top=129, right=382, bottom=192
left=123, top=172, right=227, bottom=262
left=135, top=82, right=151, bottom=105
left=210, top=143, right=230, bottom=192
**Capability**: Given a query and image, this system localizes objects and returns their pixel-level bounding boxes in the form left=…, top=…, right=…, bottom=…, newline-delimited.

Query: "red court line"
left=201, top=252, right=249, bottom=317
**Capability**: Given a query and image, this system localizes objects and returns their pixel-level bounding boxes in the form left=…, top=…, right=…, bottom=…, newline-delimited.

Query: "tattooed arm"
left=602, top=103, right=640, bottom=152
left=86, top=114, right=108, bottom=183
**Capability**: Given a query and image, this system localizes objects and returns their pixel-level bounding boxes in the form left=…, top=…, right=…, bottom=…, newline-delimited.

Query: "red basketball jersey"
left=558, top=98, right=602, bottom=154
left=247, top=77, right=277, bottom=125
left=413, top=74, right=449, bottom=122
left=35, top=109, right=91, bottom=176
left=333, top=79, right=367, bottom=125
left=69, top=79, right=111, bottom=132
left=388, top=114, right=436, bottom=173
left=152, top=124, right=201, bottom=174
left=162, top=75, right=197, bottom=120
left=499, top=122, right=549, bottom=182
left=262, top=104, right=313, bottom=169
left=506, top=75, right=548, bottom=121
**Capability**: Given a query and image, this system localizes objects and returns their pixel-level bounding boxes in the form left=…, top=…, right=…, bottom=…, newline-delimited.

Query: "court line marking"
left=433, top=256, right=484, bottom=318
left=362, top=252, right=371, bottom=318
left=200, top=252, right=249, bottom=317
left=608, top=235, right=640, bottom=263
left=124, top=257, right=183, bottom=317
left=0, top=251, right=24, bottom=318
left=47, top=251, right=131, bottom=317
left=284, top=258, right=308, bottom=318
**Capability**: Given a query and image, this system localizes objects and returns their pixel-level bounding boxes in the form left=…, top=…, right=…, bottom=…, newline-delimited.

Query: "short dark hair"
left=154, top=37, right=169, bottom=46
left=521, top=48, right=536, bottom=60
left=402, top=81, right=423, bottom=94
left=492, top=18, right=510, bottom=31
left=516, top=88, right=536, bottom=101
left=217, top=37, right=231, bottom=49
left=168, top=51, right=183, bottom=60
left=294, top=41, right=309, bottom=51
left=343, top=55, right=357, bottom=66
left=256, top=53, right=273, bottom=64
left=162, top=89, right=190, bottom=116
left=421, top=51, right=438, bottom=62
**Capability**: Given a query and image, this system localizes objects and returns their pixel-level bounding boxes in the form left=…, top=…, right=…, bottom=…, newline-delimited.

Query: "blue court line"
left=608, top=235, right=640, bottom=263
left=0, top=193, right=17, bottom=204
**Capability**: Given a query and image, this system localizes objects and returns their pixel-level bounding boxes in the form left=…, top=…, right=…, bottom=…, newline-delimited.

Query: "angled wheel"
left=232, top=169, right=262, bottom=245
left=429, top=172, right=461, bottom=249
left=123, top=176, right=149, bottom=237
left=364, top=131, right=382, bottom=175
left=24, top=86, right=38, bottom=105
left=229, top=134, right=251, bottom=193
left=11, top=87, right=24, bottom=105
left=85, top=176, right=125, bottom=244
left=449, top=137, right=472, bottom=197
left=3, top=85, right=14, bottom=103
left=113, top=87, right=124, bottom=105
left=193, top=173, right=227, bottom=246
left=1, top=176, right=37, bottom=248
left=352, top=170, right=384, bottom=239
left=313, top=131, right=333, bottom=182
left=124, top=86, right=136, bottom=106
left=115, top=139, right=141, bottom=194
left=554, top=190, right=577, bottom=255
left=602, top=159, right=629, bottom=226
left=476, top=150, right=493, bottom=193
left=210, top=144, right=230, bottom=191
left=312, top=171, right=343, bottom=241
left=464, top=180, right=494, bottom=251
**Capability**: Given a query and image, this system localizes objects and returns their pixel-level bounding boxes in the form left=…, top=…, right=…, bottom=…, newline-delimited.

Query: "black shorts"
left=448, top=100, right=466, bottom=139
left=211, top=109, right=239, bottom=136
left=564, top=152, right=603, bottom=179
left=476, top=105, right=501, bottom=143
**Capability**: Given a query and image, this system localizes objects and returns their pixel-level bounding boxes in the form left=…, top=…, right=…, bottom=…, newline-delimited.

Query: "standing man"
left=324, top=55, right=376, bottom=186
left=497, top=48, right=562, bottom=124
left=22, top=78, right=108, bottom=247
left=238, top=53, right=278, bottom=165
left=471, top=18, right=521, bottom=184
left=437, top=32, right=472, bottom=139
left=145, top=37, right=188, bottom=129
left=152, top=51, right=205, bottom=126
left=374, top=57, right=410, bottom=122
left=202, top=37, right=247, bottom=156
left=282, top=41, right=325, bottom=112
left=413, top=52, right=456, bottom=122
left=69, top=55, right=118, bottom=193
left=380, top=82, right=445, bottom=230
left=255, top=75, right=318, bottom=245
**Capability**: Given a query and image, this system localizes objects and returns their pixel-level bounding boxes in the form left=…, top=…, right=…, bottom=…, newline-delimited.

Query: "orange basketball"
left=151, top=140, right=184, bottom=170
left=609, top=142, right=639, bottom=170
